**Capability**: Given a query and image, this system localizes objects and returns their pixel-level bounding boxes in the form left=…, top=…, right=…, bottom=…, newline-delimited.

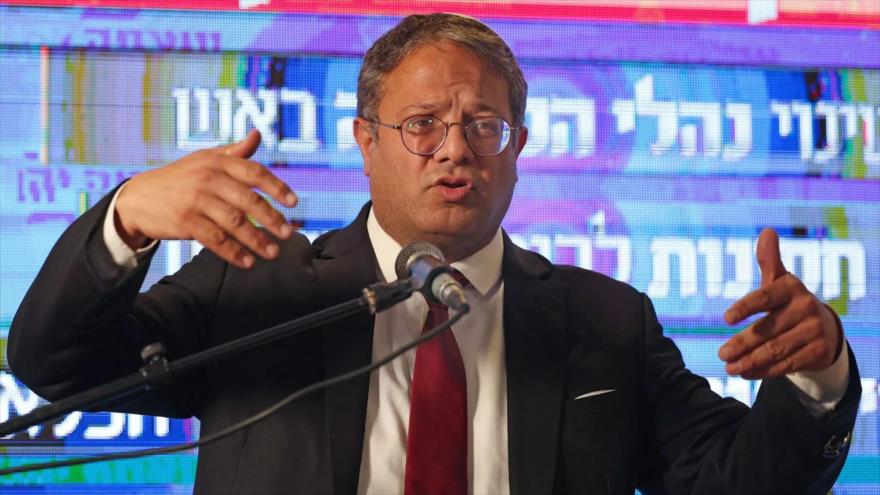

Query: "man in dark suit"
left=8, top=13, right=859, bottom=494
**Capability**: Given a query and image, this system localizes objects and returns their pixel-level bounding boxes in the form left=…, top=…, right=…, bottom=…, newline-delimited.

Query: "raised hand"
left=718, top=228, right=842, bottom=379
left=114, top=130, right=297, bottom=269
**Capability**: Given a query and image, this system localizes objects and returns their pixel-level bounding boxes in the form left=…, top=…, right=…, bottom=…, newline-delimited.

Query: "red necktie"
left=404, top=296, right=468, bottom=495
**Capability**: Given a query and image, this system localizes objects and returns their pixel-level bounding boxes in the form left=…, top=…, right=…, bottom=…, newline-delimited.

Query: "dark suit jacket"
left=8, top=193, right=861, bottom=494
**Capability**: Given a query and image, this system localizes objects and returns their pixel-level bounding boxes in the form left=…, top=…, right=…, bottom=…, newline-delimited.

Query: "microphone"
left=395, top=242, right=467, bottom=311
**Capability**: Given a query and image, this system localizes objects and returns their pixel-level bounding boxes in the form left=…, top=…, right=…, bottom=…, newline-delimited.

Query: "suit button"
left=823, top=432, right=851, bottom=458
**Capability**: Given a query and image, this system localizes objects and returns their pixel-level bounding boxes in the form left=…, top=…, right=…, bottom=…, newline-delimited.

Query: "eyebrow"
left=394, top=101, right=504, bottom=119
left=394, top=103, right=437, bottom=119
left=396, top=103, right=437, bottom=118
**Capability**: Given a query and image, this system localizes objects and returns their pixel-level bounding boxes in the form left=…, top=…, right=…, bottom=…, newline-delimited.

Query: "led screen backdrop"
left=0, top=3, right=878, bottom=493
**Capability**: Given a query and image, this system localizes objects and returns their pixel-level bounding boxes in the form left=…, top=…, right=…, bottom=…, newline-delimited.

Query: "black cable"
left=0, top=304, right=469, bottom=476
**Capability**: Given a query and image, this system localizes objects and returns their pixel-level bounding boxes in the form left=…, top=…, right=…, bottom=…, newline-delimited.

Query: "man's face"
left=354, top=41, right=528, bottom=262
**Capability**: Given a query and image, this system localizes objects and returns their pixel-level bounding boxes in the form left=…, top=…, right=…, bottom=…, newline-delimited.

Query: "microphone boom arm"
left=0, top=281, right=413, bottom=438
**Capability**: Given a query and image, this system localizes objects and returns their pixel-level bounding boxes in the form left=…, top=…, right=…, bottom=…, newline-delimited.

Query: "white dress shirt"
left=102, top=193, right=850, bottom=493
left=356, top=209, right=510, bottom=495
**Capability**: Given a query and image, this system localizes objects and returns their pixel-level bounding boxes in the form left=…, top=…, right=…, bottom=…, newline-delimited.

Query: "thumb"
left=220, top=129, right=262, bottom=158
left=756, top=227, right=787, bottom=288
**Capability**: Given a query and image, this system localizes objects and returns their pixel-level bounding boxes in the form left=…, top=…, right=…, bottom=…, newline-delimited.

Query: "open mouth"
left=434, top=177, right=473, bottom=202
left=442, top=178, right=468, bottom=188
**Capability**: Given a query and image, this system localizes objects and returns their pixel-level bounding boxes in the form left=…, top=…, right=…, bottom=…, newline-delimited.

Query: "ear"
left=353, top=117, right=377, bottom=177
left=513, top=125, right=529, bottom=157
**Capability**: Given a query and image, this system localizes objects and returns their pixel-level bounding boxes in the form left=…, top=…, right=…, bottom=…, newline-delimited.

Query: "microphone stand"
left=0, top=281, right=413, bottom=438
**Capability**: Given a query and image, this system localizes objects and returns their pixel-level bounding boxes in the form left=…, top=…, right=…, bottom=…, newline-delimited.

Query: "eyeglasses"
left=369, top=115, right=516, bottom=157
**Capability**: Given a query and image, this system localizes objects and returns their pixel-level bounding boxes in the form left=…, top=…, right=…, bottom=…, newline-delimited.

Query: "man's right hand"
left=114, top=130, right=297, bottom=269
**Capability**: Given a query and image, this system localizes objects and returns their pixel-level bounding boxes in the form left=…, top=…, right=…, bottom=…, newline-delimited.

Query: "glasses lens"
left=466, top=117, right=511, bottom=156
left=401, top=115, right=445, bottom=155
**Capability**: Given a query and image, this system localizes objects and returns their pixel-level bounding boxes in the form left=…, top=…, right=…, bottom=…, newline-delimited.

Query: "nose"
left=434, top=122, right=474, bottom=165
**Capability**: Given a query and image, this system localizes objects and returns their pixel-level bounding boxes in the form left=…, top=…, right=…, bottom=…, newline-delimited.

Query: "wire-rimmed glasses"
left=369, top=115, right=516, bottom=157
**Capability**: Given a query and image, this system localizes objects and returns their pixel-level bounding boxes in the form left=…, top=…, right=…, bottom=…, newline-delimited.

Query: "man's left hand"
left=718, top=228, right=842, bottom=379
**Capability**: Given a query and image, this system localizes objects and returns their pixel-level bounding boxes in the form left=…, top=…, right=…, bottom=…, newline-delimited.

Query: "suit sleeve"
left=637, top=294, right=861, bottom=494
left=7, top=188, right=228, bottom=418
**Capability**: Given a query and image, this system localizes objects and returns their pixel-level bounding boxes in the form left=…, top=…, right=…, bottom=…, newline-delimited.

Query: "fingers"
left=196, top=193, right=281, bottom=261
left=719, top=229, right=839, bottom=380
left=718, top=311, right=783, bottom=363
left=195, top=154, right=298, bottom=265
left=116, top=132, right=301, bottom=269
left=210, top=174, right=293, bottom=241
left=215, top=130, right=297, bottom=209
left=748, top=340, right=830, bottom=379
left=719, top=295, right=819, bottom=363
left=184, top=152, right=295, bottom=267
left=220, top=129, right=262, bottom=159
left=724, top=275, right=797, bottom=324
left=223, top=156, right=298, bottom=209
left=739, top=324, right=827, bottom=379
left=756, top=227, right=787, bottom=288
left=187, top=213, right=255, bottom=269
left=722, top=315, right=823, bottom=378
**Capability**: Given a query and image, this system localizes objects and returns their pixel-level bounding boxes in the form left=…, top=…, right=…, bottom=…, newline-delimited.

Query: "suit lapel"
left=313, top=204, right=378, bottom=495
left=502, top=235, right=568, bottom=495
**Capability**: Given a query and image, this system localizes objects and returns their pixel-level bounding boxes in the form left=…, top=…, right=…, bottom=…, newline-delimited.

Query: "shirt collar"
left=367, top=207, right=503, bottom=296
